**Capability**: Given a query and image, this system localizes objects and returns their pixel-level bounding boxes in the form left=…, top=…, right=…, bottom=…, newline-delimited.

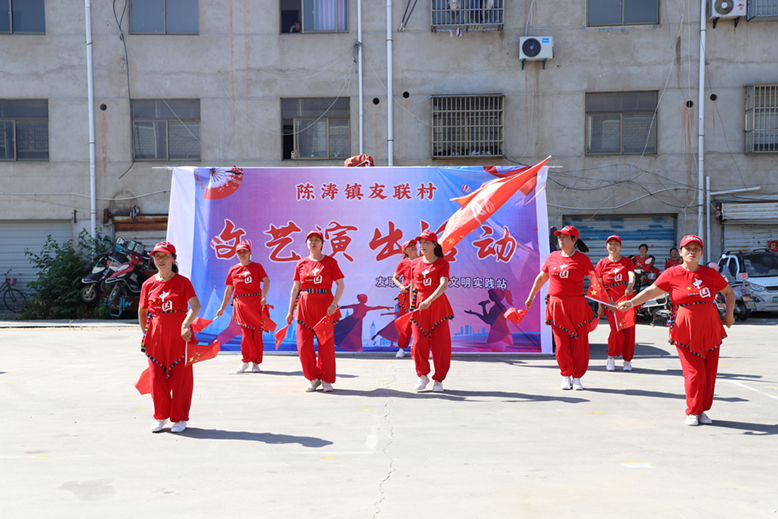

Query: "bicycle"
left=1, top=269, right=27, bottom=314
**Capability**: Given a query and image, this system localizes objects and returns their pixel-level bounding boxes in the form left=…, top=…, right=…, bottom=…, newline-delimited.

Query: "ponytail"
left=575, top=238, right=589, bottom=253
left=434, top=243, right=444, bottom=258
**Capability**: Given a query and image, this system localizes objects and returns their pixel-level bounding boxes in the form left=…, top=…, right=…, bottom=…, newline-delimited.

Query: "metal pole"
left=386, top=0, right=394, bottom=166
left=85, top=0, right=97, bottom=240
left=697, top=0, right=706, bottom=239
left=706, top=176, right=710, bottom=263
left=358, top=0, right=364, bottom=154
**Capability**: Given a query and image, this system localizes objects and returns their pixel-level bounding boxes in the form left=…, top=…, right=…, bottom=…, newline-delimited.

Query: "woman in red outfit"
left=618, top=235, right=735, bottom=426
left=595, top=235, right=636, bottom=372
left=409, top=230, right=454, bottom=393
left=215, top=239, right=271, bottom=374
left=138, top=242, right=201, bottom=434
left=391, top=239, right=418, bottom=358
left=285, top=230, right=345, bottom=392
left=664, top=247, right=682, bottom=270
left=525, top=226, right=596, bottom=391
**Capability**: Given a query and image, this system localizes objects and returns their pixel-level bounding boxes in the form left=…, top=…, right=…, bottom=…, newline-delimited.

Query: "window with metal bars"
left=745, top=85, right=778, bottom=154
left=0, top=100, right=49, bottom=161
left=131, top=100, right=201, bottom=161
left=747, top=0, right=778, bottom=20
left=585, top=92, right=657, bottom=155
left=282, top=98, right=350, bottom=160
left=430, top=0, right=504, bottom=31
left=587, top=0, right=659, bottom=26
left=431, top=95, right=504, bottom=159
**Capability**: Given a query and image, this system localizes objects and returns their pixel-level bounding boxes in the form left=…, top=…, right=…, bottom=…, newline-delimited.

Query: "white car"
left=718, top=249, right=778, bottom=313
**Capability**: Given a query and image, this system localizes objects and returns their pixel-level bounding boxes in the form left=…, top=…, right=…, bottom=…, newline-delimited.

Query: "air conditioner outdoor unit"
left=709, top=0, right=746, bottom=18
left=519, top=36, right=553, bottom=61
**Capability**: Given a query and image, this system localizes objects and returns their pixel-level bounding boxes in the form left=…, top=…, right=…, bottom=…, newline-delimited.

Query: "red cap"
left=680, top=234, right=704, bottom=248
left=151, top=241, right=176, bottom=255
left=416, top=230, right=438, bottom=243
left=236, top=239, right=252, bottom=252
left=606, top=235, right=622, bottom=244
left=554, top=226, right=579, bottom=238
left=306, top=230, right=324, bottom=241
left=400, top=239, right=417, bottom=250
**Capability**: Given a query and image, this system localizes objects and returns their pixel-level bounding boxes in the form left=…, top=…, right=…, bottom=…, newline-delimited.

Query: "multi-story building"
left=2, top=0, right=777, bottom=290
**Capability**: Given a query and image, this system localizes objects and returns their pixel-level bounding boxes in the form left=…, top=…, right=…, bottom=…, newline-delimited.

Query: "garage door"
left=563, top=215, right=677, bottom=268
left=0, top=220, right=74, bottom=293
left=721, top=202, right=778, bottom=253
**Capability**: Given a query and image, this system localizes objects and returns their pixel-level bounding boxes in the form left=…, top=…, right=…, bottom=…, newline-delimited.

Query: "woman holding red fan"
left=391, top=239, right=418, bottom=358
left=285, top=230, right=345, bottom=393
left=595, top=235, right=636, bottom=372
left=525, top=226, right=596, bottom=391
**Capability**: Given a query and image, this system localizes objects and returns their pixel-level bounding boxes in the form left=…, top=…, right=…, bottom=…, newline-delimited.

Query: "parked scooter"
left=105, top=239, right=154, bottom=304
left=80, top=236, right=125, bottom=303
left=633, top=261, right=672, bottom=324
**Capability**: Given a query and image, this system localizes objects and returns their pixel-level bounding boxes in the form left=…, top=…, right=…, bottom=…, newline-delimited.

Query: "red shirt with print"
left=225, top=262, right=268, bottom=296
left=542, top=251, right=594, bottom=298
left=294, top=255, right=344, bottom=290
left=596, top=257, right=634, bottom=300
left=411, top=256, right=450, bottom=300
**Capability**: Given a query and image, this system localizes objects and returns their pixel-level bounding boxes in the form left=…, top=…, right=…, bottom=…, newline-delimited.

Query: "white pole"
left=697, top=0, right=706, bottom=240
left=85, top=0, right=97, bottom=240
left=706, top=176, right=711, bottom=263
left=386, top=0, right=394, bottom=166
left=358, top=0, right=364, bottom=154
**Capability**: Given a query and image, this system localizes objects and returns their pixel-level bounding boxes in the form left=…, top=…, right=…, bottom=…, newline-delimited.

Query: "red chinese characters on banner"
left=210, top=219, right=246, bottom=260
left=393, top=184, right=413, bottom=200
left=417, top=182, right=437, bottom=200
left=324, top=221, right=358, bottom=262
left=296, top=183, right=315, bottom=200
left=472, top=225, right=517, bottom=263
left=369, top=221, right=405, bottom=261
left=369, top=184, right=388, bottom=200
left=321, top=183, right=339, bottom=200
left=345, top=183, right=364, bottom=200
left=264, top=221, right=303, bottom=262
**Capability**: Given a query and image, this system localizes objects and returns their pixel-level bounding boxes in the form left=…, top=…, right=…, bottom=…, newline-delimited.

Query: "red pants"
left=553, top=328, right=589, bottom=378
left=412, top=320, right=451, bottom=382
left=677, top=346, right=719, bottom=415
left=605, top=312, right=636, bottom=360
left=296, top=323, right=336, bottom=383
left=240, top=327, right=263, bottom=364
left=148, top=359, right=193, bottom=422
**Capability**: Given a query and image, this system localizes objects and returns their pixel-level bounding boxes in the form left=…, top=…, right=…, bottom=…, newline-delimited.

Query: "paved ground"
left=1, top=316, right=777, bottom=518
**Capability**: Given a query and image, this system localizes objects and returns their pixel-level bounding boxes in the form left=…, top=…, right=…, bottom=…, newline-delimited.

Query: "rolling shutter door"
left=721, top=202, right=778, bottom=253
left=0, top=220, right=73, bottom=292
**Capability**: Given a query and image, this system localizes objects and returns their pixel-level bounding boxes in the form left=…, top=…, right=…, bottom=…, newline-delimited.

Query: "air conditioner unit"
left=519, top=36, right=553, bottom=61
left=709, top=0, right=746, bottom=19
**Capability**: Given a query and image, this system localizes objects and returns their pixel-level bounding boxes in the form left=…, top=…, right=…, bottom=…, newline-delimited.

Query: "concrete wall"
left=1, top=0, right=776, bottom=258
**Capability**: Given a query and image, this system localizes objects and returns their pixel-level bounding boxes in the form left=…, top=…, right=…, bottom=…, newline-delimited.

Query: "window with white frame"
left=130, top=0, right=198, bottom=34
left=132, top=100, right=200, bottom=161
left=588, top=0, right=659, bottom=26
left=748, top=0, right=778, bottom=20
left=431, top=95, right=503, bottom=159
left=279, top=0, right=348, bottom=33
left=282, top=98, right=350, bottom=160
left=745, top=85, right=778, bottom=154
left=586, top=92, right=657, bottom=155
left=0, top=100, right=49, bottom=161
left=430, top=0, right=504, bottom=31
left=0, top=0, right=45, bottom=33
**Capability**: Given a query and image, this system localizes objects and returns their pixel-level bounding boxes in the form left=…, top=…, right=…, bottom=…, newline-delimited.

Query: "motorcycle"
left=105, top=239, right=154, bottom=305
left=79, top=236, right=126, bottom=303
left=633, top=263, right=671, bottom=324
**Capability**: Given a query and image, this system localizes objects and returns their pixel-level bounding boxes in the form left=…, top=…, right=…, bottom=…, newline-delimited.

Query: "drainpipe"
left=386, top=0, right=393, bottom=166
left=358, top=0, right=364, bottom=154
left=85, top=0, right=97, bottom=239
left=697, top=0, right=706, bottom=240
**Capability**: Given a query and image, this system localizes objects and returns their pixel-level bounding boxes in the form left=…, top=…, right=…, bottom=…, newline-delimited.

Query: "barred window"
left=587, top=0, right=659, bottom=26
left=0, top=100, right=49, bottom=161
left=430, top=0, right=504, bottom=31
left=132, top=100, right=201, bottom=161
left=585, top=92, right=657, bottom=155
left=431, top=95, right=504, bottom=159
left=745, top=85, right=778, bottom=154
left=280, top=0, right=348, bottom=33
left=130, top=0, right=198, bottom=34
left=0, top=0, right=46, bottom=34
left=282, top=98, right=350, bottom=160
left=748, top=0, right=778, bottom=20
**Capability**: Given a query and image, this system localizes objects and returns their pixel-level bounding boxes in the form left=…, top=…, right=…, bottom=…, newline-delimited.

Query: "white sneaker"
left=606, top=358, right=615, bottom=371
left=414, top=374, right=430, bottom=392
left=623, top=361, right=632, bottom=371
left=432, top=381, right=444, bottom=392
left=305, top=378, right=322, bottom=392
left=150, top=419, right=167, bottom=433
left=685, top=414, right=699, bottom=426
left=560, top=376, right=572, bottom=390
left=251, top=363, right=261, bottom=373
left=170, top=420, right=187, bottom=433
left=698, top=412, right=713, bottom=425
left=236, top=362, right=248, bottom=373
left=322, top=382, right=333, bottom=392
left=572, top=378, right=584, bottom=391
left=395, top=348, right=406, bottom=358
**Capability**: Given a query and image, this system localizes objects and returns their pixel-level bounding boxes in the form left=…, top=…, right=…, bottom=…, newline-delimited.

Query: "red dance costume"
left=225, top=262, right=269, bottom=365
left=542, top=251, right=595, bottom=378
left=139, top=274, right=197, bottom=423
left=664, top=256, right=682, bottom=270
left=394, top=257, right=413, bottom=349
left=293, top=256, right=344, bottom=383
left=595, top=257, right=636, bottom=361
left=654, top=265, right=729, bottom=416
left=410, top=257, right=454, bottom=382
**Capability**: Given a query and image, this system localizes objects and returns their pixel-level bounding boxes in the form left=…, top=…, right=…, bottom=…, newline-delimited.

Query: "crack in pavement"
left=371, top=362, right=398, bottom=518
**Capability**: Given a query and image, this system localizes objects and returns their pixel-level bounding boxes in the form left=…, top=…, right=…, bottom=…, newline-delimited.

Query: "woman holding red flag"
left=618, top=235, right=735, bottom=426
left=285, top=230, right=345, bottom=392
left=138, top=242, right=201, bottom=434
left=215, top=239, right=271, bottom=374
left=391, top=239, right=418, bottom=358
left=409, top=231, right=454, bottom=392
left=525, top=226, right=596, bottom=391
left=595, top=235, right=636, bottom=372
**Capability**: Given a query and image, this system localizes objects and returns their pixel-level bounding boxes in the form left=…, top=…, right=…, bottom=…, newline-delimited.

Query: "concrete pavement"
left=1, top=317, right=777, bottom=518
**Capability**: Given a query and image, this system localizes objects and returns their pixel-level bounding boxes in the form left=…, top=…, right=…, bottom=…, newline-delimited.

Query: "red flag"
left=260, top=305, right=277, bottom=333
left=313, top=309, right=341, bottom=346
left=135, top=368, right=151, bottom=395
left=439, top=156, right=550, bottom=253
left=589, top=316, right=600, bottom=333
left=614, top=295, right=636, bottom=329
left=393, top=311, right=415, bottom=348
left=504, top=307, right=528, bottom=326
left=274, top=324, right=290, bottom=350
left=585, top=275, right=612, bottom=305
